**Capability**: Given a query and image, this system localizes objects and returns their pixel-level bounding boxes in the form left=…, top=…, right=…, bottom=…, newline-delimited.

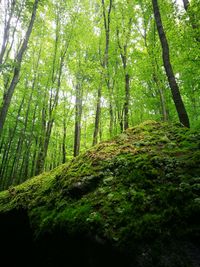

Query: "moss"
left=0, top=121, right=200, bottom=266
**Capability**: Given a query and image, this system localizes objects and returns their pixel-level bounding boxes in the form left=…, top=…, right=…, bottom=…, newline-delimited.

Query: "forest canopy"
left=0, top=0, right=199, bottom=190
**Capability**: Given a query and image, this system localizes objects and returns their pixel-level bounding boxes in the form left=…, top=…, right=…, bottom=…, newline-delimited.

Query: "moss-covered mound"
left=0, top=121, right=200, bottom=267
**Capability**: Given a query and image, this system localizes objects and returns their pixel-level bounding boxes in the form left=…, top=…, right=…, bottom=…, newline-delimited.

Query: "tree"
left=0, top=0, right=39, bottom=137
left=183, top=0, right=189, bottom=11
left=152, top=0, right=190, bottom=127
left=117, top=17, right=132, bottom=130
left=93, top=0, right=112, bottom=145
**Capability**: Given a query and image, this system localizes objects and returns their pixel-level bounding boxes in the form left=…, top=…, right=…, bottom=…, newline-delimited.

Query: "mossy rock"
left=0, top=121, right=200, bottom=267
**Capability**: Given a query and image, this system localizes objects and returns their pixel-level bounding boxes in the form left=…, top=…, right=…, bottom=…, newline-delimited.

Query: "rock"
left=0, top=121, right=200, bottom=267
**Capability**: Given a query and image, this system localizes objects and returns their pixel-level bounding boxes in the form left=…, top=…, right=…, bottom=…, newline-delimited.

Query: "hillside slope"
left=0, top=121, right=200, bottom=267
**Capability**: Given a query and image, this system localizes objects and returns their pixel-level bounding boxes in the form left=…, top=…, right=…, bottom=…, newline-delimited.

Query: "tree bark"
left=124, top=73, right=130, bottom=130
left=182, top=0, right=200, bottom=42
left=93, top=83, right=102, bottom=146
left=62, top=118, right=67, bottom=163
left=74, top=82, right=83, bottom=157
left=183, top=0, right=189, bottom=11
left=0, top=0, right=39, bottom=137
left=93, top=0, right=112, bottom=145
left=35, top=26, right=66, bottom=173
left=152, top=0, right=190, bottom=127
left=0, top=0, right=16, bottom=65
left=22, top=101, right=38, bottom=180
left=117, top=17, right=132, bottom=131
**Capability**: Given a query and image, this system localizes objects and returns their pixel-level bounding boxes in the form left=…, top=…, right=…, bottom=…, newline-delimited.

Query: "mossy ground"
left=0, top=121, right=200, bottom=266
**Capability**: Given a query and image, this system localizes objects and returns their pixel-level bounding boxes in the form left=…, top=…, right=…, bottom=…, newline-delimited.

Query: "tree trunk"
left=62, top=118, right=67, bottom=163
left=35, top=43, right=65, bottom=173
left=93, top=0, right=112, bottom=145
left=93, top=84, right=102, bottom=146
left=31, top=136, right=38, bottom=177
left=0, top=0, right=39, bottom=137
left=0, top=0, right=16, bottom=65
left=0, top=93, right=25, bottom=178
left=182, top=0, right=200, bottom=42
left=22, top=102, right=38, bottom=180
left=117, top=17, right=132, bottom=131
left=74, top=83, right=83, bottom=157
left=152, top=72, right=168, bottom=121
left=183, top=0, right=189, bottom=11
left=152, top=0, right=190, bottom=127
left=124, top=73, right=130, bottom=130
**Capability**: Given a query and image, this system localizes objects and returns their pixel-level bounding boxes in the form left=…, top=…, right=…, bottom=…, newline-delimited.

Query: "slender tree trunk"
left=152, top=72, right=168, bottom=121
left=74, top=83, right=83, bottom=157
left=93, top=0, right=112, bottom=145
left=117, top=17, right=132, bottom=131
left=183, top=0, right=189, bottom=11
left=8, top=128, right=23, bottom=186
left=159, top=87, right=168, bottom=121
left=152, top=0, right=190, bottom=127
left=0, top=0, right=39, bottom=137
left=0, top=129, right=11, bottom=190
left=182, top=0, right=200, bottom=42
left=0, top=0, right=16, bottom=65
left=12, top=77, right=36, bottom=184
left=35, top=115, right=55, bottom=175
left=124, top=73, right=130, bottom=129
left=4, top=5, right=23, bottom=65
left=118, top=110, right=124, bottom=133
left=31, top=136, right=38, bottom=177
left=139, top=2, right=169, bottom=122
left=93, top=84, right=102, bottom=146
left=35, top=101, right=46, bottom=175
left=62, top=118, right=67, bottom=163
left=0, top=93, right=25, bottom=177
left=35, top=44, right=65, bottom=173
left=22, top=102, right=38, bottom=180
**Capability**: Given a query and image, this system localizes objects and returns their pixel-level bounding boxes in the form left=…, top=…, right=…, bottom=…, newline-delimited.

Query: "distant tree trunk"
left=0, top=129, right=11, bottom=190
left=0, top=93, right=25, bottom=179
left=31, top=136, right=38, bottom=177
left=159, top=87, right=168, bottom=121
left=0, top=0, right=16, bottom=65
left=152, top=72, right=168, bottom=121
left=22, top=102, right=38, bottom=180
left=74, top=82, right=83, bottom=157
left=119, top=46, right=130, bottom=131
left=107, top=80, right=114, bottom=137
left=104, top=0, right=113, bottom=138
left=35, top=103, right=47, bottom=175
left=93, top=83, right=102, bottom=146
left=139, top=1, right=169, bottom=122
left=0, top=0, right=39, bottom=137
left=35, top=109, right=55, bottom=175
left=182, top=0, right=199, bottom=42
left=3, top=5, right=23, bottom=65
left=117, top=110, right=124, bottom=133
left=62, top=117, right=67, bottom=163
left=124, top=73, right=130, bottom=130
left=152, top=0, right=190, bottom=127
left=12, top=75, right=37, bottom=184
left=117, top=18, right=132, bottom=130
left=183, top=0, right=189, bottom=11
left=93, top=0, right=112, bottom=145
left=35, top=30, right=66, bottom=173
